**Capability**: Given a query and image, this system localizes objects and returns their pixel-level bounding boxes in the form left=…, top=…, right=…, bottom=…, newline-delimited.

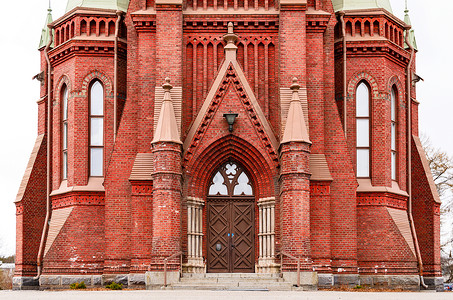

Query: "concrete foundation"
left=282, top=272, right=318, bottom=290
left=317, top=274, right=334, bottom=287
left=14, top=274, right=144, bottom=290
left=13, top=272, right=438, bottom=291
left=12, top=277, right=39, bottom=290
left=318, top=274, right=421, bottom=290
left=145, top=271, right=180, bottom=289
left=423, top=277, right=444, bottom=292
left=333, top=274, right=360, bottom=287
left=358, top=275, right=420, bottom=290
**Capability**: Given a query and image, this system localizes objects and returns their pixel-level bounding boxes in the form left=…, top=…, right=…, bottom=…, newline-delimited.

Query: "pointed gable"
left=184, top=23, right=278, bottom=162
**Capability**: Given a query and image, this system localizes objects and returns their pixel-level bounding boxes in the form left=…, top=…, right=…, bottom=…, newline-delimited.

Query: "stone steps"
left=182, top=273, right=281, bottom=279
left=179, top=278, right=287, bottom=283
left=165, top=273, right=295, bottom=291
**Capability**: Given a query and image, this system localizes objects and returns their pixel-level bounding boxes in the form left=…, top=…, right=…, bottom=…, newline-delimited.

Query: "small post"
left=297, top=258, right=301, bottom=287
left=180, top=253, right=183, bottom=278
left=280, top=253, right=283, bottom=277
left=164, top=258, right=168, bottom=286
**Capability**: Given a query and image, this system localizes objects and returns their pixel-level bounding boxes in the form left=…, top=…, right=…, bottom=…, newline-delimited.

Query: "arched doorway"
left=206, top=162, right=255, bottom=273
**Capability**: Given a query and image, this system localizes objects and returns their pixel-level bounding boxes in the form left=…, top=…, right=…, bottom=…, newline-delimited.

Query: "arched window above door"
left=208, top=162, right=253, bottom=196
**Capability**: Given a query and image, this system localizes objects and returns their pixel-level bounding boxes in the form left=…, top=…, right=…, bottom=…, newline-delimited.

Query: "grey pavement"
left=0, top=290, right=451, bottom=300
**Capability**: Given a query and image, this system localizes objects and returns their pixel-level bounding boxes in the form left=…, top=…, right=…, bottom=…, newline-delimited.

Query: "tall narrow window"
left=89, top=81, right=104, bottom=176
left=62, top=85, right=68, bottom=180
left=391, top=87, right=397, bottom=180
left=356, top=82, right=370, bottom=177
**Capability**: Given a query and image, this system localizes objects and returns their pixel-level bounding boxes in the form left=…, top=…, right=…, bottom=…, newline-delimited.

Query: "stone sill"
left=50, top=177, right=105, bottom=196
left=357, top=179, right=408, bottom=197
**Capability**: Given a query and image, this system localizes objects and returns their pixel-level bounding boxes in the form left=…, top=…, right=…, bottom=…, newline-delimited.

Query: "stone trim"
left=15, top=134, right=45, bottom=203
left=80, top=70, right=114, bottom=98
left=55, top=74, right=73, bottom=102
left=412, top=135, right=441, bottom=204
left=129, top=153, right=154, bottom=181
left=347, top=71, right=379, bottom=101
left=44, top=207, right=74, bottom=256
left=153, top=86, right=182, bottom=134
left=185, top=197, right=205, bottom=273
left=256, top=197, right=278, bottom=273
left=357, top=178, right=408, bottom=197
left=309, top=154, right=333, bottom=181
left=387, top=207, right=416, bottom=257
left=50, top=177, right=105, bottom=196
left=280, top=87, right=308, bottom=136
left=387, top=75, right=404, bottom=104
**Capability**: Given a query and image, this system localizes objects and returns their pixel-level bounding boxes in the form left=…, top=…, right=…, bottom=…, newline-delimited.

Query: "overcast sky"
left=0, top=0, right=451, bottom=256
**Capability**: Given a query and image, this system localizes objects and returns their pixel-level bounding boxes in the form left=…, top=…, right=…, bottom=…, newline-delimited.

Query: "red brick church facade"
left=14, top=0, right=442, bottom=290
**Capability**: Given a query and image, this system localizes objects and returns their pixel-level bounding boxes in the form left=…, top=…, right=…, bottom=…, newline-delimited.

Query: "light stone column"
left=256, top=197, right=279, bottom=273
left=184, top=197, right=205, bottom=273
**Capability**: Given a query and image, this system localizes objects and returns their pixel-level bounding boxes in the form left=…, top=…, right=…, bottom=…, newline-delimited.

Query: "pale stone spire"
left=281, top=78, right=311, bottom=144
left=223, top=22, right=238, bottom=61
left=152, top=78, right=182, bottom=144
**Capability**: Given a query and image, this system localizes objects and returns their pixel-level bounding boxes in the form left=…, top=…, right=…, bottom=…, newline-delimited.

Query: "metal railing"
left=163, top=251, right=182, bottom=287
left=277, top=251, right=301, bottom=287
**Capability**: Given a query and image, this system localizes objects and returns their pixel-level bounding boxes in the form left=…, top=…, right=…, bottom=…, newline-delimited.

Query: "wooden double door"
left=207, top=199, right=255, bottom=273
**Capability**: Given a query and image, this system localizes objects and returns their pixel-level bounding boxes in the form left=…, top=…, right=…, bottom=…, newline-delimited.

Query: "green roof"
left=332, top=0, right=393, bottom=13
left=39, top=8, right=54, bottom=49
left=404, top=8, right=417, bottom=50
left=65, top=0, right=130, bottom=13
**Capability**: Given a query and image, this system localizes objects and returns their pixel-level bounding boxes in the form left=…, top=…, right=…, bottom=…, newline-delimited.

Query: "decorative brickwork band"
left=357, top=192, right=408, bottom=210
left=347, top=71, right=379, bottom=101
left=80, top=70, right=113, bottom=97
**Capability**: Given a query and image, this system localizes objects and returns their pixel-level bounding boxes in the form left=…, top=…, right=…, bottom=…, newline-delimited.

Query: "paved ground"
left=0, top=290, right=451, bottom=300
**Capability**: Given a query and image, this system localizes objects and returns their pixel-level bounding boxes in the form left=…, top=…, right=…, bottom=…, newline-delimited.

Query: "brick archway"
left=182, top=135, right=277, bottom=273
left=184, top=134, right=276, bottom=200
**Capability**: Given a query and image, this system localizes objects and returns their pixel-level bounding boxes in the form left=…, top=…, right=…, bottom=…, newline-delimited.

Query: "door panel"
left=207, top=202, right=230, bottom=273
left=207, top=200, right=254, bottom=273
left=231, top=202, right=254, bottom=272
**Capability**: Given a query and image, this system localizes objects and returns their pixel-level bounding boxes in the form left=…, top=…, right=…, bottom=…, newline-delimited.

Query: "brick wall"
left=15, top=0, right=441, bottom=281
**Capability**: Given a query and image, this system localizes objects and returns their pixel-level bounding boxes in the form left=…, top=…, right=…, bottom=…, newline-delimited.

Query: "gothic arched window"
left=391, top=86, right=397, bottom=180
left=89, top=80, right=104, bottom=177
left=208, top=162, right=253, bottom=196
left=356, top=81, right=371, bottom=178
left=62, top=85, right=68, bottom=180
